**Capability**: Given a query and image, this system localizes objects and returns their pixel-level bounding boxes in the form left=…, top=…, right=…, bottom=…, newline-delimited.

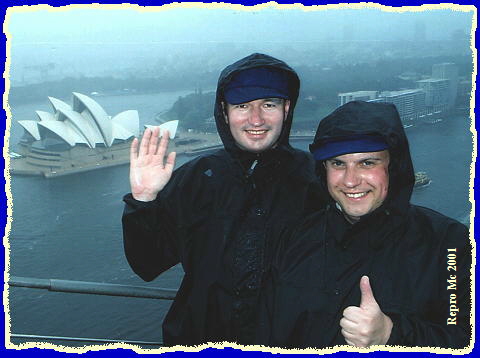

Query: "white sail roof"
left=48, top=97, right=72, bottom=113
left=112, top=110, right=139, bottom=137
left=35, top=110, right=56, bottom=122
left=72, top=92, right=113, bottom=146
left=57, top=107, right=104, bottom=148
left=18, top=120, right=41, bottom=140
left=144, top=120, right=179, bottom=139
left=112, top=123, right=136, bottom=141
left=38, top=121, right=89, bottom=147
left=18, top=92, right=142, bottom=149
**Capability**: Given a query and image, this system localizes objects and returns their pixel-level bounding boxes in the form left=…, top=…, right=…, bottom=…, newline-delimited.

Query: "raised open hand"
left=129, top=126, right=176, bottom=201
left=340, top=276, right=393, bottom=347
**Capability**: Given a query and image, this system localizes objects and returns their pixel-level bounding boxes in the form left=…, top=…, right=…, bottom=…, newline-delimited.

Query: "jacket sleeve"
left=385, top=222, right=471, bottom=349
left=122, top=191, right=181, bottom=282
left=121, top=159, right=212, bottom=282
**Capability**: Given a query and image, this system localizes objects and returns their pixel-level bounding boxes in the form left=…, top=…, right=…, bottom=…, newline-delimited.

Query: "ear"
left=284, top=100, right=291, bottom=120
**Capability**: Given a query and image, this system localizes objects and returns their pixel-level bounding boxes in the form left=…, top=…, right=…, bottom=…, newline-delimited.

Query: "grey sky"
left=5, top=5, right=475, bottom=83
left=7, top=5, right=474, bottom=44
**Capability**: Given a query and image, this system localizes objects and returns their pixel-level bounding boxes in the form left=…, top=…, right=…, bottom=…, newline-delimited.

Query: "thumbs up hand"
left=340, top=276, right=393, bottom=347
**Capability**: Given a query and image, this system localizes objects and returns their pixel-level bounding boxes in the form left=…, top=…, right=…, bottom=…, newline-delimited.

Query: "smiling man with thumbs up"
left=266, top=101, right=471, bottom=349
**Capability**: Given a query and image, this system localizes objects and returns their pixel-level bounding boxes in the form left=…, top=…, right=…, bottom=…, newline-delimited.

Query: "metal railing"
left=9, top=276, right=177, bottom=300
left=8, top=276, right=178, bottom=346
left=10, top=334, right=164, bottom=346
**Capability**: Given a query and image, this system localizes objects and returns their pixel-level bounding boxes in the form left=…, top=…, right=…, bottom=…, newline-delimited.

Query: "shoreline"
left=9, top=133, right=316, bottom=178
left=9, top=115, right=458, bottom=179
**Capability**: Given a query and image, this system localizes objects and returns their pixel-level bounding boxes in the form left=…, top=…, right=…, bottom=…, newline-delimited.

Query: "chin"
left=246, top=143, right=271, bottom=153
left=343, top=207, right=370, bottom=219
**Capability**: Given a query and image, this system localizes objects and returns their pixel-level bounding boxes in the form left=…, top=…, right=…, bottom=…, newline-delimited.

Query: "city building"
left=17, top=92, right=140, bottom=151
left=339, top=89, right=426, bottom=124
left=432, top=62, right=459, bottom=109
left=370, top=89, right=426, bottom=124
left=338, top=91, right=378, bottom=105
left=457, top=79, right=472, bottom=111
left=416, top=78, right=450, bottom=114
left=12, top=93, right=179, bottom=177
left=11, top=92, right=140, bottom=177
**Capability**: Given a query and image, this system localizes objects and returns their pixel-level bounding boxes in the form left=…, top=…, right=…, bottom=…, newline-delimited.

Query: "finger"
left=139, top=128, right=151, bottom=157
left=344, top=332, right=368, bottom=348
left=359, top=276, right=377, bottom=309
left=340, top=316, right=358, bottom=332
left=130, top=137, right=139, bottom=163
left=148, top=127, right=160, bottom=157
left=341, top=328, right=358, bottom=341
left=156, top=129, right=170, bottom=160
left=163, top=129, right=171, bottom=140
left=344, top=337, right=356, bottom=347
left=343, top=306, right=362, bottom=322
left=164, top=151, right=176, bottom=173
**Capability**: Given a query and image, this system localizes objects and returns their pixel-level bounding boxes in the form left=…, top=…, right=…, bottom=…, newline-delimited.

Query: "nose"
left=248, top=106, right=265, bottom=127
left=343, top=166, right=361, bottom=188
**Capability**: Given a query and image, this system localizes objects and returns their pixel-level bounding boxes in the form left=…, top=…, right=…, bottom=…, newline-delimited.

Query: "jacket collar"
left=327, top=202, right=407, bottom=251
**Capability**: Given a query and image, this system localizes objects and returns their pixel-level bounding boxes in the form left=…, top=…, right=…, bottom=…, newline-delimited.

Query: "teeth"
left=247, top=130, right=267, bottom=134
left=345, top=192, right=367, bottom=198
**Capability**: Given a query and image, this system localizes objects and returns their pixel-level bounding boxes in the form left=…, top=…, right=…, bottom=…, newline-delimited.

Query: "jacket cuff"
left=385, top=311, right=403, bottom=346
left=123, top=193, right=158, bottom=208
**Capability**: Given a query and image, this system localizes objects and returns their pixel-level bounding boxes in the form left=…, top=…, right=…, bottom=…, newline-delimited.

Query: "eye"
left=235, top=104, right=248, bottom=110
left=263, top=102, right=277, bottom=108
left=361, top=160, right=376, bottom=167
left=327, top=160, right=344, bottom=168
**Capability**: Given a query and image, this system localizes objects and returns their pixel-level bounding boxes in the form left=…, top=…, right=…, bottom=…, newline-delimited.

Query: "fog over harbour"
left=6, top=5, right=474, bottom=86
left=3, top=3, right=476, bottom=350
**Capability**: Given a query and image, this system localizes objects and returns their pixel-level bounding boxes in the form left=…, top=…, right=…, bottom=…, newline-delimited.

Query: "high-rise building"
left=432, top=63, right=459, bottom=109
left=338, top=89, right=426, bottom=124
left=457, top=79, right=472, bottom=110
left=416, top=78, right=450, bottom=113
left=338, top=91, right=378, bottom=106
left=369, top=89, right=426, bottom=124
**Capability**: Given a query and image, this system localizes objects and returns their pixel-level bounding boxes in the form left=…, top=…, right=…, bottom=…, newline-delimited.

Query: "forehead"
left=329, top=150, right=390, bottom=162
left=227, top=98, right=283, bottom=106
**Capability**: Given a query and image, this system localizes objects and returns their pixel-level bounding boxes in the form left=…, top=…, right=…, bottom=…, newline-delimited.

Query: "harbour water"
left=5, top=92, right=473, bottom=347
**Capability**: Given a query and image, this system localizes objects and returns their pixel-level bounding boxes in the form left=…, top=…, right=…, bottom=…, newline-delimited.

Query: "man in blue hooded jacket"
left=122, top=53, right=319, bottom=345
left=267, top=101, right=471, bottom=349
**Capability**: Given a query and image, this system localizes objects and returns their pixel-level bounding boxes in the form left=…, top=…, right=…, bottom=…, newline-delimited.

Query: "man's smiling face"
left=226, top=98, right=289, bottom=153
left=325, top=150, right=390, bottom=223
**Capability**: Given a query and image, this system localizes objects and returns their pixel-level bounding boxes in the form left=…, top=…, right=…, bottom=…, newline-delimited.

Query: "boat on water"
left=414, top=171, right=431, bottom=188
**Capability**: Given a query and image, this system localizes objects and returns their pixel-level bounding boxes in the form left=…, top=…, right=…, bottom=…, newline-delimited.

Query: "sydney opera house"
left=9, top=92, right=177, bottom=178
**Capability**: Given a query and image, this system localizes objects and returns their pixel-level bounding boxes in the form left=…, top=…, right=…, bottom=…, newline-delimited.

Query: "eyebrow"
left=262, top=98, right=283, bottom=104
left=359, top=157, right=383, bottom=161
left=327, top=156, right=383, bottom=163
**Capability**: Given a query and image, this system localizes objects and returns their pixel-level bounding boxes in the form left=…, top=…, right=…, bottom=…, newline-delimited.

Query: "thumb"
left=359, top=275, right=377, bottom=309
